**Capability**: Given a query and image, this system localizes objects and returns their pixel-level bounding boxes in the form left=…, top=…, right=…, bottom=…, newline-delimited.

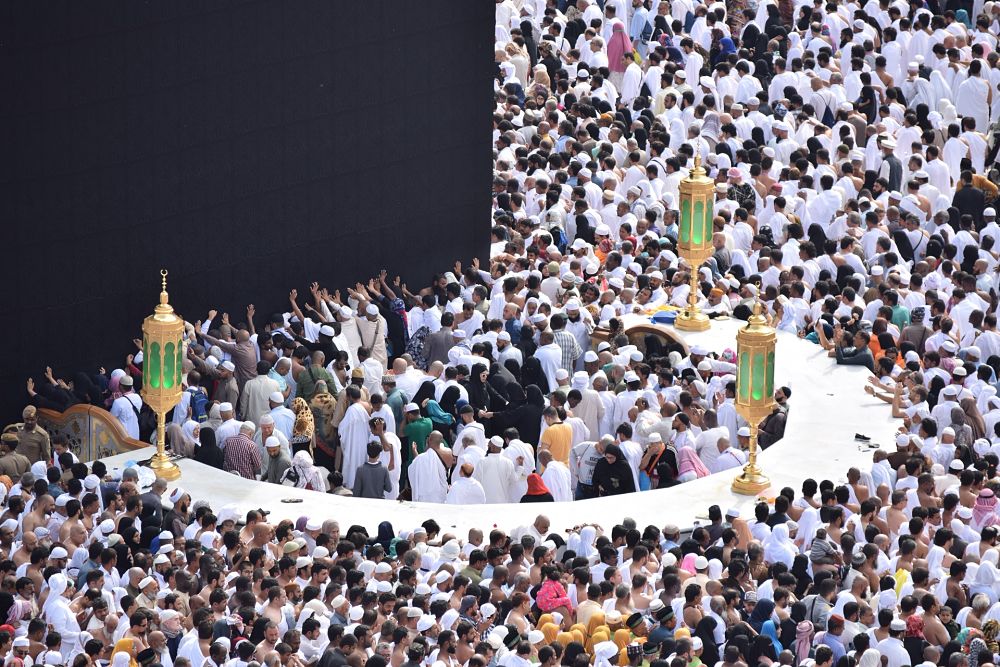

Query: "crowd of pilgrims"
left=10, top=0, right=1000, bottom=664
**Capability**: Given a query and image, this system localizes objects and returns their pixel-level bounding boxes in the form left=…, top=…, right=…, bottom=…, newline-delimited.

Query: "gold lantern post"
left=674, top=154, right=715, bottom=331
left=140, top=270, right=183, bottom=481
left=731, top=301, right=776, bottom=495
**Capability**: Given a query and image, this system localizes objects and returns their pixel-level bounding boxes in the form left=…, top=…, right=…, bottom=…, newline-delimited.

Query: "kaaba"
left=0, top=1, right=493, bottom=418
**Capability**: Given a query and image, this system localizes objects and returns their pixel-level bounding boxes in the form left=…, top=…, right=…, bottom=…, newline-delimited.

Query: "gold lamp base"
left=148, top=452, right=181, bottom=480
left=675, top=310, right=711, bottom=331
left=732, top=466, right=770, bottom=495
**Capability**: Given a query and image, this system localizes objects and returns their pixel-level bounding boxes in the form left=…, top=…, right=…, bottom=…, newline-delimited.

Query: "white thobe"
left=541, top=461, right=573, bottom=502
left=410, top=449, right=449, bottom=503
left=446, top=477, right=487, bottom=504
left=338, top=402, right=371, bottom=488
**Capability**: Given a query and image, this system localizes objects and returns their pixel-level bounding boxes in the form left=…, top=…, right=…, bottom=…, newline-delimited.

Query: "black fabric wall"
left=0, top=1, right=492, bottom=420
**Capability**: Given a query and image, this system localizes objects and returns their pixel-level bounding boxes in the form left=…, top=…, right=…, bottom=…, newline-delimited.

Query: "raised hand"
left=221, top=312, right=230, bottom=325
left=289, top=289, right=298, bottom=302
left=246, top=304, right=255, bottom=318
left=207, top=309, right=218, bottom=321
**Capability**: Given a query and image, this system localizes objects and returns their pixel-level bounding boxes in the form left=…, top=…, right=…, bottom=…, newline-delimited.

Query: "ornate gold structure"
left=732, top=301, right=776, bottom=495
left=674, top=155, right=714, bottom=331
left=140, top=270, right=183, bottom=480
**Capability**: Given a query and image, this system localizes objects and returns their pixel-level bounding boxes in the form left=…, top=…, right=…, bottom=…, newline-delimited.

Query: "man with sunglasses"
left=758, top=387, right=791, bottom=449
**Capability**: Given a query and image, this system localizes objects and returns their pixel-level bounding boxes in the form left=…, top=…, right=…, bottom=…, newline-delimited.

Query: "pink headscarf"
left=678, top=448, right=711, bottom=478
left=607, top=20, right=633, bottom=73
left=794, top=621, right=814, bottom=663
left=973, top=489, right=1000, bottom=531
left=680, top=553, right=699, bottom=574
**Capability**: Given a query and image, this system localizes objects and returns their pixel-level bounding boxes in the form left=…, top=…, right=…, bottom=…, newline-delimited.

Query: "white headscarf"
left=41, top=573, right=69, bottom=619
left=762, top=523, right=797, bottom=567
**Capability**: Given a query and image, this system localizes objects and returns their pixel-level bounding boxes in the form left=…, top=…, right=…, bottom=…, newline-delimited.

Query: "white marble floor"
left=98, top=319, right=896, bottom=538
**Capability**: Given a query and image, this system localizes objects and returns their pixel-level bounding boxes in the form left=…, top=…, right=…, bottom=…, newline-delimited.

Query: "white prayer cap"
left=904, top=351, right=920, bottom=363
left=331, top=595, right=347, bottom=608
left=220, top=361, right=236, bottom=373
left=579, top=167, right=592, bottom=179
left=84, top=474, right=100, bottom=490
left=566, top=299, right=581, bottom=311
left=319, top=325, right=336, bottom=337
left=555, top=369, right=569, bottom=381
left=907, top=61, right=919, bottom=71
left=497, top=331, right=511, bottom=342
left=595, top=223, right=611, bottom=236
left=154, top=554, right=170, bottom=565
left=139, top=576, right=156, bottom=589
left=957, top=506, right=974, bottom=519
left=629, top=351, right=644, bottom=363
left=584, top=351, right=599, bottom=363
left=339, top=306, right=352, bottom=318
left=942, top=427, right=956, bottom=437
left=572, top=372, right=589, bottom=390
left=99, top=519, right=115, bottom=534
left=608, top=277, right=624, bottom=290
left=417, top=615, right=436, bottom=632
left=434, top=571, right=451, bottom=584
left=241, top=421, right=255, bottom=433
left=943, top=340, right=959, bottom=353
left=489, top=436, right=504, bottom=448
left=697, top=360, right=713, bottom=372
left=169, top=487, right=186, bottom=503
left=953, top=366, right=968, bottom=377
left=737, top=427, right=751, bottom=437
left=349, top=606, right=364, bottom=621
left=265, top=436, right=281, bottom=450
left=951, top=459, right=968, bottom=471
left=528, top=630, right=545, bottom=645
left=0, top=519, right=18, bottom=532
left=690, top=344, right=709, bottom=356
left=219, top=402, right=234, bottom=412
left=259, top=414, right=275, bottom=427
left=374, top=561, right=392, bottom=574
left=896, top=434, right=911, bottom=447
left=870, top=266, right=884, bottom=276
left=306, top=518, right=322, bottom=531
left=365, top=304, right=379, bottom=316
left=50, top=546, right=68, bottom=559
left=295, top=557, right=312, bottom=569
left=55, top=495, right=69, bottom=507
left=453, top=329, right=467, bottom=339
left=624, top=371, right=640, bottom=383
left=986, top=208, right=996, bottom=217
left=404, top=403, right=419, bottom=413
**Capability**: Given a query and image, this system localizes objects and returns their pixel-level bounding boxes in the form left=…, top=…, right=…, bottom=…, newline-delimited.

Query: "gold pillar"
left=674, top=155, right=714, bottom=331
left=731, top=301, right=776, bottom=495
left=140, top=270, right=183, bottom=480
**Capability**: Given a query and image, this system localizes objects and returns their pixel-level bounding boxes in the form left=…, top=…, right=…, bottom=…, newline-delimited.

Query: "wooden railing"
left=28, top=405, right=149, bottom=462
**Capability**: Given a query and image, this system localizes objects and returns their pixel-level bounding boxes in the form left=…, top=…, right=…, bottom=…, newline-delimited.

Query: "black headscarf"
left=521, top=358, right=549, bottom=394
left=194, top=428, right=224, bottom=469
left=592, top=444, right=636, bottom=496
left=693, top=617, right=720, bottom=665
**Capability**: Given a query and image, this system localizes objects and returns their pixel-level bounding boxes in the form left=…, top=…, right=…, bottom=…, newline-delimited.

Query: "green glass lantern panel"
left=163, top=342, right=176, bottom=389
left=751, top=352, right=766, bottom=401
left=176, top=339, right=184, bottom=387
left=704, top=199, right=714, bottom=244
left=766, top=350, right=775, bottom=398
left=738, top=351, right=751, bottom=401
left=692, top=200, right=704, bottom=245
left=149, top=342, right=161, bottom=389
left=680, top=199, right=691, bottom=244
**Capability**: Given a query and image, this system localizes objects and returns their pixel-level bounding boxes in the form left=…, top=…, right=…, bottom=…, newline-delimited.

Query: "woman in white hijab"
left=929, top=70, right=953, bottom=109
left=668, top=118, right=687, bottom=153
left=568, top=525, right=599, bottom=560
left=42, top=574, right=81, bottom=659
left=970, top=559, right=1000, bottom=604
left=281, top=451, right=326, bottom=492
left=762, top=523, right=797, bottom=568
left=858, top=649, right=882, bottom=667
left=593, top=641, right=619, bottom=667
